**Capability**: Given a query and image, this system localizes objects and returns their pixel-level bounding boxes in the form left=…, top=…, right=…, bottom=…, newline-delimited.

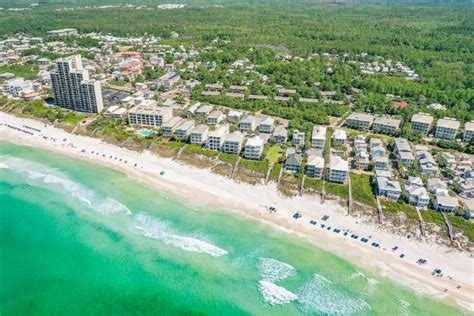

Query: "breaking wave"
left=297, top=274, right=371, bottom=315
left=257, top=280, right=298, bottom=305
left=0, top=155, right=131, bottom=214
left=258, top=257, right=296, bottom=282
left=135, top=212, right=228, bottom=257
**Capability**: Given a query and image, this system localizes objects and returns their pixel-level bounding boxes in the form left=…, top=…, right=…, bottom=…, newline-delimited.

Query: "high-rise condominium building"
left=51, top=55, right=103, bottom=113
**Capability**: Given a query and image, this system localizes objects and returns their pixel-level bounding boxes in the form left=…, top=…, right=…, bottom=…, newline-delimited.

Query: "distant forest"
left=0, top=0, right=472, bottom=118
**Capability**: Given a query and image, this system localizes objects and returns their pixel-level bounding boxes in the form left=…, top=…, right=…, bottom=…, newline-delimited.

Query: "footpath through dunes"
left=0, top=113, right=473, bottom=312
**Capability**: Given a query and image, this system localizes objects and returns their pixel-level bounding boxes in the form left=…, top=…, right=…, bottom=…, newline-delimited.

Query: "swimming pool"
left=137, top=130, right=152, bottom=137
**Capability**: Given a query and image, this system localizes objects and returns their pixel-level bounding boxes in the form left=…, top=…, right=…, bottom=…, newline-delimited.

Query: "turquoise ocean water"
left=0, top=140, right=468, bottom=315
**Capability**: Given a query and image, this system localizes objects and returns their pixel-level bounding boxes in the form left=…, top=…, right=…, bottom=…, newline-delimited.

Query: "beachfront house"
left=161, top=116, right=184, bottom=138
left=435, top=118, right=459, bottom=141
left=292, top=130, right=305, bottom=147
left=285, top=153, right=303, bottom=173
left=411, top=113, right=433, bottom=135
left=393, top=138, right=414, bottom=164
left=128, top=103, right=172, bottom=127
left=305, top=153, right=324, bottom=178
left=345, top=112, right=374, bottom=130
left=311, top=126, right=327, bottom=149
left=434, top=195, right=458, bottom=213
left=463, top=121, right=474, bottom=143
left=174, top=119, right=196, bottom=141
left=208, top=124, right=229, bottom=151
left=273, top=125, right=288, bottom=143
left=463, top=200, right=474, bottom=219
left=372, top=117, right=401, bottom=135
left=405, top=177, right=429, bottom=208
left=244, top=136, right=264, bottom=160
left=376, top=176, right=402, bottom=200
left=190, top=124, right=209, bottom=145
left=328, top=156, right=349, bottom=184
left=223, top=131, right=244, bottom=154
left=207, top=110, right=225, bottom=125
left=258, top=117, right=275, bottom=133
left=239, top=115, right=257, bottom=132
left=332, top=128, right=347, bottom=146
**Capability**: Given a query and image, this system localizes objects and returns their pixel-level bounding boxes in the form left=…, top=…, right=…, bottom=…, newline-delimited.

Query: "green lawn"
left=265, top=145, right=284, bottom=163
left=350, top=173, right=376, bottom=207
left=0, top=63, right=39, bottom=80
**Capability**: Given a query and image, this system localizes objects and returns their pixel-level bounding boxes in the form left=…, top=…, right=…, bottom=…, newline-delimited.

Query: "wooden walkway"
left=264, top=163, right=274, bottom=185
left=230, top=156, right=242, bottom=179
left=441, top=212, right=454, bottom=241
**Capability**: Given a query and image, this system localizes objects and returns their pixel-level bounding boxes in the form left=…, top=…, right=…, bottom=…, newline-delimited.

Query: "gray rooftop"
left=437, top=117, right=460, bottom=130
left=411, top=112, right=433, bottom=125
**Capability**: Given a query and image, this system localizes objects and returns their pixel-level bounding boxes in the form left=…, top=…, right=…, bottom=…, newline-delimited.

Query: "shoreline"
left=1, top=112, right=473, bottom=312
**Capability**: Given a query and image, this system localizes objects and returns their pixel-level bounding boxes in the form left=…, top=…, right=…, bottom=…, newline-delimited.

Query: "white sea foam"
left=364, top=278, right=380, bottom=297
left=297, top=274, right=371, bottom=315
left=258, top=280, right=298, bottom=305
left=343, top=270, right=365, bottom=282
left=0, top=162, right=8, bottom=169
left=134, top=212, right=228, bottom=257
left=0, top=155, right=131, bottom=214
left=259, top=257, right=296, bottom=282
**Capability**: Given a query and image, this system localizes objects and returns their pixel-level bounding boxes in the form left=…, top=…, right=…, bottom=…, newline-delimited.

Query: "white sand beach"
left=1, top=112, right=473, bottom=311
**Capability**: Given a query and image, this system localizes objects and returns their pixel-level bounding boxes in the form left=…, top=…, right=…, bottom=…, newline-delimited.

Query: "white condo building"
left=51, top=55, right=103, bottom=113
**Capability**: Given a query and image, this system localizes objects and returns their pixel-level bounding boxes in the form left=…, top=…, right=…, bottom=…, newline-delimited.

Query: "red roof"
left=394, top=101, right=408, bottom=109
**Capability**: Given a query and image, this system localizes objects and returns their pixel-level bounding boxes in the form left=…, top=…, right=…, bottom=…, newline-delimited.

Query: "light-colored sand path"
left=1, top=112, right=473, bottom=311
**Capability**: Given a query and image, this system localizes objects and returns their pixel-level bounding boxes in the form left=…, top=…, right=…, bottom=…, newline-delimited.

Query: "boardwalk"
left=416, top=208, right=426, bottom=238
left=441, top=212, right=454, bottom=241
left=376, top=196, right=384, bottom=224
left=230, top=156, right=242, bottom=179
left=264, top=163, right=273, bottom=185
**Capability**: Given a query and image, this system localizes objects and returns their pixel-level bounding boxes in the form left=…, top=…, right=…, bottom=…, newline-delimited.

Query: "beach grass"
left=448, top=215, right=474, bottom=242
left=326, top=182, right=348, bottom=200
left=350, top=173, right=376, bottom=208
left=239, top=159, right=268, bottom=175
left=184, top=144, right=218, bottom=158
left=304, top=177, right=323, bottom=192
left=381, top=200, right=419, bottom=221
left=270, top=163, right=282, bottom=181
left=22, top=101, right=87, bottom=125
left=219, top=152, right=239, bottom=164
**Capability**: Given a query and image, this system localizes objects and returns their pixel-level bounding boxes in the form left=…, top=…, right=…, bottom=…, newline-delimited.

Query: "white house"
left=244, top=136, right=264, bottom=160
left=311, top=126, right=326, bottom=149
left=329, top=156, right=348, bottom=184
